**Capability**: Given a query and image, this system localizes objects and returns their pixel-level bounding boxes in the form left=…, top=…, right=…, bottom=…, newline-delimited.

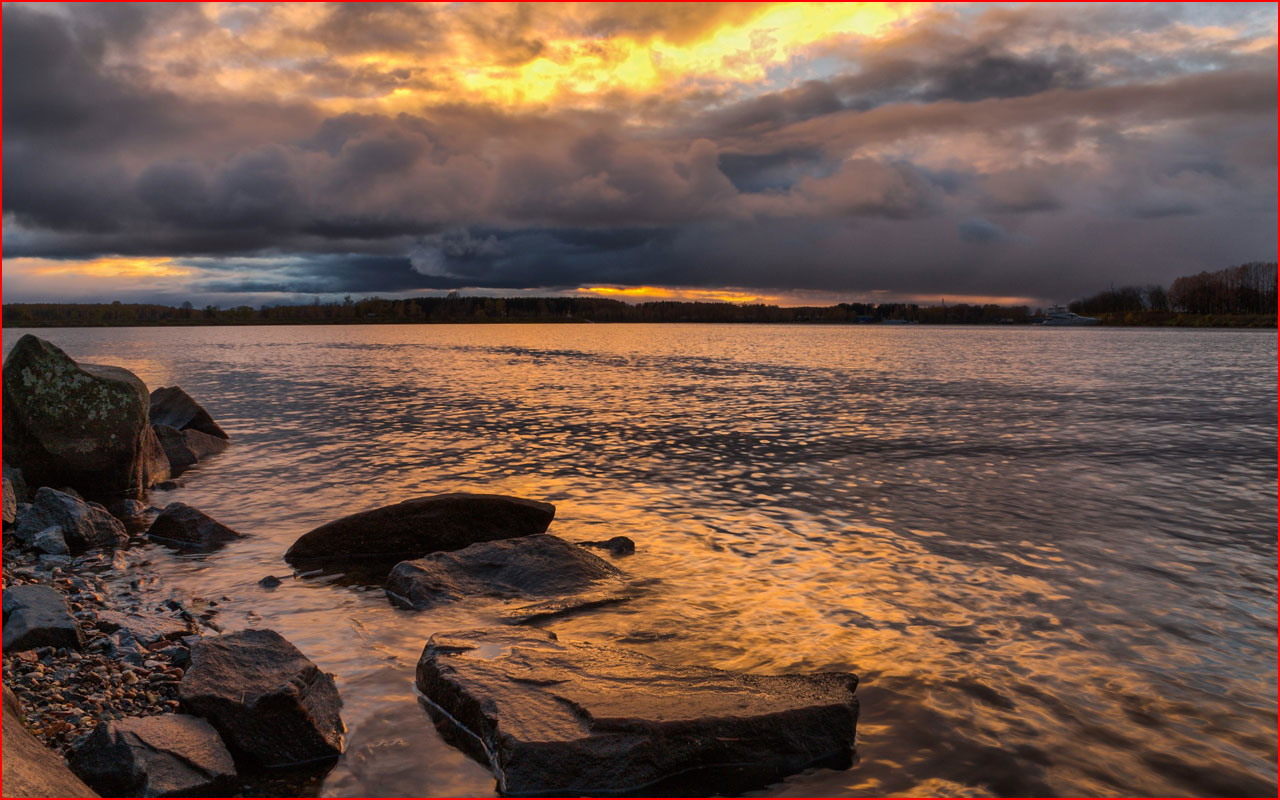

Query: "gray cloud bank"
left=3, top=2, right=1276, bottom=305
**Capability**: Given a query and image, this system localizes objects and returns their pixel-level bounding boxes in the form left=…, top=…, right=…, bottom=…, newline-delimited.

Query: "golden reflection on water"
left=2, top=324, right=1275, bottom=797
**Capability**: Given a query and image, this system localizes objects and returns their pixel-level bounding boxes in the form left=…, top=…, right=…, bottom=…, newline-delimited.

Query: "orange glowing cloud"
left=9, top=257, right=196, bottom=279
left=578, top=286, right=782, bottom=304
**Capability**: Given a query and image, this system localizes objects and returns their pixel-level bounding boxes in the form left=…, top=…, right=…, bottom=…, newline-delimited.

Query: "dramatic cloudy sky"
left=2, top=2, right=1276, bottom=307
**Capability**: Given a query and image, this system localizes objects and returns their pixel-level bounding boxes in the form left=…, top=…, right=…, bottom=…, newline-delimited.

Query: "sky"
left=2, top=2, right=1276, bottom=308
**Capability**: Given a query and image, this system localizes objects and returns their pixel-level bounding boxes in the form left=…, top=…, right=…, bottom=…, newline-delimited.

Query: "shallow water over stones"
left=3, top=324, right=1275, bottom=797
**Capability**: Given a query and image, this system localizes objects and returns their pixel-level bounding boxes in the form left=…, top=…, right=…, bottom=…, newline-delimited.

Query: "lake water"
left=3, top=324, right=1276, bottom=797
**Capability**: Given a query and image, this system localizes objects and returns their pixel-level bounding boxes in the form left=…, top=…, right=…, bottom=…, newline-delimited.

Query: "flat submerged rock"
left=416, top=628, right=859, bottom=797
left=386, top=534, right=635, bottom=623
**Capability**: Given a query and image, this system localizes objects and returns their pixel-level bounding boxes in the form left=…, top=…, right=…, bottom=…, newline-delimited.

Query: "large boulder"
left=386, top=534, right=635, bottom=623
left=146, top=502, right=245, bottom=551
left=178, top=629, right=344, bottom=768
left=11, top=487, right=127, bottom=551
left=149, top=386, right=229, bottom=440
left=285, top=493, right=555, bottom=566
left=3, top=688, right=99, bottom=798
left=69, top=714, right=236, bottom=797
left=3, top=584, right=85, bottom=652
left=417, top=628, right=860, bottom=796
left=2, top=334, right=169, bottom=498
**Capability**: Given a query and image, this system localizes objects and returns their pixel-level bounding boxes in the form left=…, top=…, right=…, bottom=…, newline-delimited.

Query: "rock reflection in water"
left=3, top=324, right=1275, bottom=798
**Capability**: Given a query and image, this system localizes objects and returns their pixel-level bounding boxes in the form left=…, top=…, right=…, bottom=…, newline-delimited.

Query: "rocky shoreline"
left=2, top=333, right=861, bottom=798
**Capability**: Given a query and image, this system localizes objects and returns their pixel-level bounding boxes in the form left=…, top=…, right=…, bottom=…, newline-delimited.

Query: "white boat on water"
left=1041, top=305, right=1100, bottom=326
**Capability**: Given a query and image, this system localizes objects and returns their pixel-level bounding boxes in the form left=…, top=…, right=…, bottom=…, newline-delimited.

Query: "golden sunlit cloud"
left=9, top=257, right=196, bottom=279
left=578, top=286, right=783, bottom=304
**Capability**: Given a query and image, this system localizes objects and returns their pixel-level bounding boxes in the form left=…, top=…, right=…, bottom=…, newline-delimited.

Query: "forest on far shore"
left=3, top=263, right=1275, bottom=328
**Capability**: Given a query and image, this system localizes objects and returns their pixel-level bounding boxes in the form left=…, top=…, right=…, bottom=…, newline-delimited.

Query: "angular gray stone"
left=2, top=584, right=84, bottom=652
left=3, top=688, right=99, bottom=798
left=2, top=334, right=166, bottom=497
left=11, top=487, right=127, bottom=551
left=178, top=629, right=344, bottom=768
left=147, top=502, right=245, bottom=551
left=31, top=526, right=69, bottom=555
left=285, top=493, right=555, bottom=566
left=69, top=714, right=236, bottom=797
left=417, top=628, right=860, bottom=797
left=386, top=534, right=634, bottom=623
left=149, top=385, right=229, bottom=439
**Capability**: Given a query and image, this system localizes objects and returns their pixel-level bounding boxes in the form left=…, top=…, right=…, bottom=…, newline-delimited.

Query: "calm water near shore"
left=3, top=324, right=1276, bottom=797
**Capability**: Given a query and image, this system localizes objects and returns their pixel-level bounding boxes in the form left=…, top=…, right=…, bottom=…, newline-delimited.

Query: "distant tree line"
left=1, top=295, right=1035, bottom=327
left=1070, top=262, right=1277, bottom=317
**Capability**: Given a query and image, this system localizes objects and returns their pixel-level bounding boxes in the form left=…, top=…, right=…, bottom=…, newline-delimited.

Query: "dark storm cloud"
left=2, top=2, right=1275, bottom=305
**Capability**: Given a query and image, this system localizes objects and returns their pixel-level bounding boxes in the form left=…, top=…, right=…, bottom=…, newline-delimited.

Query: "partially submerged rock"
left=386, top=534, right=635, bottom=623
left=152, top=424, right=229, bottom=476
left=69, top=714, right=236, bottom=797
left=2, top=334, right=169, bottom=497
left=285, top=493, right=555, bottom=566
left=579, top=535, right=637, bottom=555
left=11, top=487, right=127, bottom=551
left=3, top=688, right=99, bottom=798
left=417, top=628, right=860, bottom=797
left=147, top=502, right=245, bottom=551
left=31, top=526, right=69, bottom=555
left=149, top=386, right=229, bottom=440
left=178, top=629, right=344, bottom=768
left=3, top=584, right=85, bottom=652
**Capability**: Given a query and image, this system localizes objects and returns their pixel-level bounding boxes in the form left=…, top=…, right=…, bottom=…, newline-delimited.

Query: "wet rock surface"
left=149, top=386, right=229, bottom=440
left=416, top=627, right=859, bottom=797
left=386, top=534, right=635, bottom=622
left=3, top=687, right=99, bottom=798
left=2, top=334, right=167, bottom=497
left=3, top=584, right=85, bottom=652
left=152, top=424, right=200, bottom=473
left=146, top=503, right=245, bottom=551
left=11, top=487, right=128, bottom=551
left=285, top=492, right=555, bottom=566
left=178, top=629, right=345, bottom=768
left=70, top=713, right=236, bottom=797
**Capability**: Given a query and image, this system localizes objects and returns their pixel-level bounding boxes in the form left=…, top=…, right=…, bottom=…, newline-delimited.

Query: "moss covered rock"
left=2, top=335, right=169, bottom=498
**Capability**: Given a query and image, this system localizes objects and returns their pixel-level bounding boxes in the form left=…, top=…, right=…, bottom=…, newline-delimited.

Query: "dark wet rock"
left=579, top=535, right=637, bottom=555
left=31, top=525, right=69, bottom=555
left=416, top=627, right=860, bottom=797
left=2, top=584, right=85, bottom=652
left=141, top=425, right=172, bottom=488
left=149, top=386, right=229, bottom=440
left=4, top=460, right=30, bottom=502
left=147, top=502, right=245, bottom=551
left=2, top=334, right=168, bottom=497
left=285, top=493, right=555, bottom=566
left=178, top=629, right=344, bottom=768
left=158, top=643, right=191, bottom=668
left=152, top=424, right=199, bottom=473
left=11, top=487, right=127, bottom=551
left=386, top=534, right=635, bottom=623
left=3, top=687, right=99, bottom=798
left=98, top=610, right=193, bottom=645
left=155, top=479, right=185, bottom=491
left=69, top=714, right=236, bottom=797
left=259, top=575, right=282, bottom=590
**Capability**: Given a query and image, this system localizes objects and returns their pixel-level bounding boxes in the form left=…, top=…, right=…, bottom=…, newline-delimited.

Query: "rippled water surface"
left=4, top=324, right=1276, bottom=797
